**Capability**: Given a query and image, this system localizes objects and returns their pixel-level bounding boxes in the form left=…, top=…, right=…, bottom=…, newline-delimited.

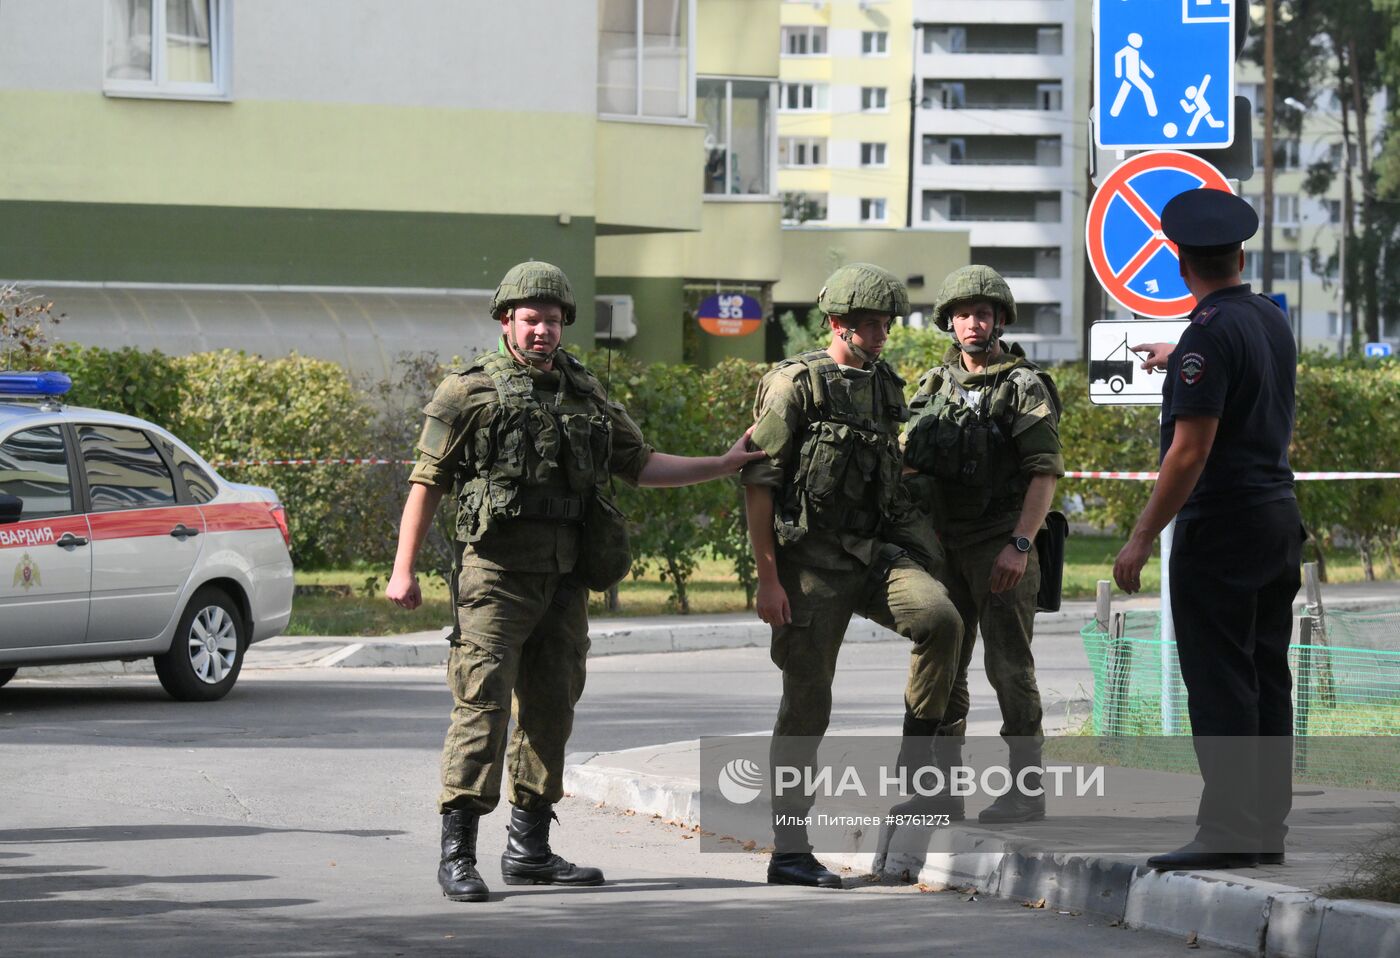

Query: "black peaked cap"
left=1161, top=187, right=1259, bottom=254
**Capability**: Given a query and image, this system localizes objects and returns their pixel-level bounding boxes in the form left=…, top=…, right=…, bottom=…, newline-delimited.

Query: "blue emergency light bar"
left=0, top=371, right=73, bottom=397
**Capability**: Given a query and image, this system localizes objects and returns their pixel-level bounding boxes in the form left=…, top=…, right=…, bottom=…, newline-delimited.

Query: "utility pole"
left=1262, top=0, right=1276, bottom=293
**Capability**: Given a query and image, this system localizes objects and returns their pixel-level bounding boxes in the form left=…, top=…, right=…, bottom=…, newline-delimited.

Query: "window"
left=161, top=439, right=218, bottom=503
left=105, top=0, right=228, bottom=99
left=924, top=82, right=965, bottom=110
left=781, top=191, right=828, bottom=224
left=861, top=87, right=888, bottom=112
left=1036, top=27, right=1063, bottom=55
left=921, top=191, right=964, bottom=222
left=782, top=25, right=827, bottom=56
left=79, top=425, right=177, bottom=511
left=1036, top=83, right=1063, bottom=111
left=922, top=136, right=965, bottom=165
left=780, top=83, right=828, bottom=112
left=1327, top=311, right=1341, bottom=337
left=1254, top=138, right=1302, bottom=170
left=598, top=0, right=692, bottom=119
left=924, top=26, right=966, bottom=54
left=861, top=31, right=888, bottom=55
left=1326, top=199, right=1343, bottom=224
left=1025, top=304, right=1062, bottom=336
left=779, top=137, right=826, bottom=167
left=860, top=142, right=887, bottom=167
left=860, top=198, right=887, bottom=223
left=1276, top=193, right=1299, bottom=226
left=1328, top=142, right=1360, bottom=166
left=1244, top=251, right=1302, bottom=281
left=699, top=78, right=773, bottom=195
left=0, top=426, right=73, bottom=518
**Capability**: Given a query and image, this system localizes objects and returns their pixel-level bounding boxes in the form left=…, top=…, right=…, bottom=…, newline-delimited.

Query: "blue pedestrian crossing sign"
left=1095, top=0, right=1237, bottom=151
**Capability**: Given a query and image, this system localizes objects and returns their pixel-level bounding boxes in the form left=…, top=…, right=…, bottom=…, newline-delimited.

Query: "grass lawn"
left=285, top=536, right=1393, bottom=636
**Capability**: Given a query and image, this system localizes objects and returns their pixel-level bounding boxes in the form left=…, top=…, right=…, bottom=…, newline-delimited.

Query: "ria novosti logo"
left=716, top=758, right=764, bottom=805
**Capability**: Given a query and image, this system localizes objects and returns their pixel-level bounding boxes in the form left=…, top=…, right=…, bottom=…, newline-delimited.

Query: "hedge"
left=27, top=341, right=1400, bottom=604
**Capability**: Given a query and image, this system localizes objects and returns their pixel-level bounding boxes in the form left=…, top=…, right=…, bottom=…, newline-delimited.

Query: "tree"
left=1259, top=0, right=1394, bottom=346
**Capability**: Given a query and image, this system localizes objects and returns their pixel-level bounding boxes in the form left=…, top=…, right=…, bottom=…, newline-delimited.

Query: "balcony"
left=913, top=0, right=1070, bottom=26
left=596, top=119, right=706, bottom=233
left=918, top=53, right=1068, bottom=81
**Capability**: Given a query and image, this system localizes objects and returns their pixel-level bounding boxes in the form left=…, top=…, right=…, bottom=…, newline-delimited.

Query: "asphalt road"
left=0, top=636, right=1236, bottom=957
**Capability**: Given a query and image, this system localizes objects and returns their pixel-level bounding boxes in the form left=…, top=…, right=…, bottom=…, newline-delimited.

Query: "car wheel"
left=154, top=588, right=246, bottom=702
left=0, top=668, right=16, bottom=690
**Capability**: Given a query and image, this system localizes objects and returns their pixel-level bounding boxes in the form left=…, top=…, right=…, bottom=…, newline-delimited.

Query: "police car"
left=0, top=372, right=293, bottom=701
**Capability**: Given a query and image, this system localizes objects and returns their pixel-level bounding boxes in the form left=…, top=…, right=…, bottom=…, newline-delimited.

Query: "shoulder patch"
left=1179, top=351, right=1207, bottom=386
left=1192, top=305, right=1220, bottom=326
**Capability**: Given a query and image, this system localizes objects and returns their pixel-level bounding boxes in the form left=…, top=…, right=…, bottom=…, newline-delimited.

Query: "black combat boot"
left=890, top=714, right=965, bottom=821
left=768, top=818, right=842, bottom=888
left=438, top=809, right=490, bottom=902
left=500, top=806, right=605, bottom=886
left=977, top=740, right=1046, bottom=824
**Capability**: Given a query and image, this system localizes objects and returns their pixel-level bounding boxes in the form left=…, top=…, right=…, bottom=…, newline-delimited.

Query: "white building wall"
left=911, top=0, right=1081, bottom=360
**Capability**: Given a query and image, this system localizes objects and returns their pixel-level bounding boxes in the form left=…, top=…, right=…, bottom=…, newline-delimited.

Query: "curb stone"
left=562, top=753, right=1400, bottom=958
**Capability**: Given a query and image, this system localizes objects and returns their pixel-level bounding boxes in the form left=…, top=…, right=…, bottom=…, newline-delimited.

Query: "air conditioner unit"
left=1282, top=226, right=1299, bottom=239
left=595, top=294, right=637, bottom=341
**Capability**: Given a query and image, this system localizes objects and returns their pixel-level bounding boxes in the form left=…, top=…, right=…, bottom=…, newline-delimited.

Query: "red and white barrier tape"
left=1065, top=471, right=1400, bottom=481
left=203, top=459, right=1400, bottom=481
left=208, top=457, right=415, bottom=468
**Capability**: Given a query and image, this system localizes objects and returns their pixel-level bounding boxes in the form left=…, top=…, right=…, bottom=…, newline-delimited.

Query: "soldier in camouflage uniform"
left=902, top=265, right=1065, bottom=824
left=742, top=263, right=963, bottom=889
left=387, top=262, right=764, bottom=902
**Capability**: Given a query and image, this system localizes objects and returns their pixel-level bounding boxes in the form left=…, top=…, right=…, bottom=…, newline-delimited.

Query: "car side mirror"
left=0, top=494, right=22, bottom=524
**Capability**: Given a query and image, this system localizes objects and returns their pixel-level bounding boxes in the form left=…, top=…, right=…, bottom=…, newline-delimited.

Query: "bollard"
left=1295, top=616, right=1312, bottom=773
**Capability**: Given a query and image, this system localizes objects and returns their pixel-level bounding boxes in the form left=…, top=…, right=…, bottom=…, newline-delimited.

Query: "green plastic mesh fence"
left=1080, top=607, right=1400, bottom=787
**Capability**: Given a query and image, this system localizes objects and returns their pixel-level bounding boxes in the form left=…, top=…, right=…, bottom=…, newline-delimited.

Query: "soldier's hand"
left=386, top=570, right=423, bottom=610
left=989, top=545, right=1028, bottom=594
left=721, top=427, right=769, bottom=472
left=1132, top=342, right=1174, bottom=372
left=756, top=578, right=791, bottom=627
left=1112, top=536, right=1152, bottom=595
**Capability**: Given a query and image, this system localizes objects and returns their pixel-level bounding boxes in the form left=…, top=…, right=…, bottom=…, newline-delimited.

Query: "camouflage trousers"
left=438, top=567, right=589, bottom=815
left=925, top=534, right=1044, bottom=740
left=770, top=552, right=962, bottom=815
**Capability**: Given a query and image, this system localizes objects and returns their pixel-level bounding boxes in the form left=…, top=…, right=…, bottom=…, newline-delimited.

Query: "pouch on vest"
left=1035, top=510, right=1069, bottom=613
left=798, top=421, right=853, bottom=508
left=560, top=413, right=611, bottom=493
left=577, top=491, right=632, bottom=591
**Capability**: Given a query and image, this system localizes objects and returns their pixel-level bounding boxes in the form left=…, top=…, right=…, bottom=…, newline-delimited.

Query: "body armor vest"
left=775, top=350, right=909, bottom=544
left=904, top=361, right=1056, bottom=523
left=455, top=350, right=612, bottom=543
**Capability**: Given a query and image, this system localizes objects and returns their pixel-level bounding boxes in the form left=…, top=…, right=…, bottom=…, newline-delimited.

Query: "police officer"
left=902, top=265, right=1064, bottom=824
left=742, top=263, right=962, bottom=888
left=1114, top=189, right=1302, bottom=870
left=387, top=261, right=764, bottom=901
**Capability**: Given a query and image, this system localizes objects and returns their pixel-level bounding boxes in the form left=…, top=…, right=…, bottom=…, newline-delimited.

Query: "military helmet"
left=490, top=261, right=577, bottom=325
left=817, top=263, right=909, bottom=319
left=932, top=265, right=1017, bottom=331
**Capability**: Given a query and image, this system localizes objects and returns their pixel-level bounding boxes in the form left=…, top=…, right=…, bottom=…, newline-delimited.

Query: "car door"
left=78, top=423, right=206, bottom=644
left=0, top=424, right=92, bottom=650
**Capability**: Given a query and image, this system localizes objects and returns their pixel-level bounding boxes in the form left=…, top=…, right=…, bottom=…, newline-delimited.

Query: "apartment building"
left=776, top=0, right=913, bottom=228
left=1233, top=69, right=1390, bottom=353
left=911, top=0, right=1089, bottom=360
left=1, top=0, right=969, bottom=371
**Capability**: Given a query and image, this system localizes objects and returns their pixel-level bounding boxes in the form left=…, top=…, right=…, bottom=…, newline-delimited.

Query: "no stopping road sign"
left=1086, top=150, right=1234, bottom=319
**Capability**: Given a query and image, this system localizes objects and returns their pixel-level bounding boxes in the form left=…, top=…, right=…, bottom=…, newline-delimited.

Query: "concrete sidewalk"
left=562, top=732, right=1400, bottom=958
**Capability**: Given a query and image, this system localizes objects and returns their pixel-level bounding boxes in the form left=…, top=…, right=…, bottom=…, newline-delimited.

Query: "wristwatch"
left=1010, top=535, right=1033, bottom=554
